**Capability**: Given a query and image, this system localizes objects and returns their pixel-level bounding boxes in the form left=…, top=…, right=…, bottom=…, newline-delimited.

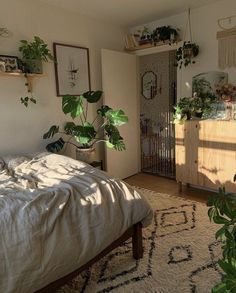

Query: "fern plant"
left=207, top=180, right=236, bottom=293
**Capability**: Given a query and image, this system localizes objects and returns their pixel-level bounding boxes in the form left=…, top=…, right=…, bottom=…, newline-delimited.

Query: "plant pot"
left=76, top=147, right=95, bottom=164
left=183, top=48, right=193, bottom=59
left=24, top=59, right=43, bottom=74
left=195, top=111, right=203, bottom=118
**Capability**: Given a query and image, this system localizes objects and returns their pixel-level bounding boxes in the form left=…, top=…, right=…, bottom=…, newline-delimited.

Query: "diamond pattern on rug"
left=168, top=245, right=192, bottom=264
left=58, top=188, right=222, bottom=293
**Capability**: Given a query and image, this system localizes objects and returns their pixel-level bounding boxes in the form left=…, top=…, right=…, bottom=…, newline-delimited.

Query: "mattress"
left=0, top=153, right=153, bottom=292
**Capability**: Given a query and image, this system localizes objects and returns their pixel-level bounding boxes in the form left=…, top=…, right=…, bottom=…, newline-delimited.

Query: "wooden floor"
left=125, top=173, right=217, bottom=203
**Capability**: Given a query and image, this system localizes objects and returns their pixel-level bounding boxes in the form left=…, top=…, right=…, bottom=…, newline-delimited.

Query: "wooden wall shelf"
left=0, top=72, right=44, bottom=77
left=0, top=71, right=44, bottom=92
left=125, top=40, right=182, bottom=56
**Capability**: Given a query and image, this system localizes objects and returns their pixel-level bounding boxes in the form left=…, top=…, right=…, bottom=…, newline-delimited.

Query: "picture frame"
left=0, top=55, right=19, bottom=72
left=53, top=43, right=91, bottom=96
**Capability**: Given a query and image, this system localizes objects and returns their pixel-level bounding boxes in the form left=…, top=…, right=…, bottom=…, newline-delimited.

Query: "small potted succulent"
left=19, top=36, right=54, bottom=74
left=176, top=41, right=199, bottom=69
left=137, top=26, right=152, bottom=45
left=43, top=90, right=128, bottom=163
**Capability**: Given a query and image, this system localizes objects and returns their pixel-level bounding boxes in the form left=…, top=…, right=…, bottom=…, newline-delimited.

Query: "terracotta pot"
left=76, top=147, right=95, bottom=164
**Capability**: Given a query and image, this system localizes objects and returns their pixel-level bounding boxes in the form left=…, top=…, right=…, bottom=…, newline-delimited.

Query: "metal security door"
left=140, top=51, right=176, bottom=179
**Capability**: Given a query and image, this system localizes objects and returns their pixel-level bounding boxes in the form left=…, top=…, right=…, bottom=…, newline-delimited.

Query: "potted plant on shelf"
left=173, top=95, right=213, bottom=124
left=152, top=26, right=179, bottom=45
left=176, top=41, right=199, bottom=69
left=137, top=26, right=152, bottom=45
left=19, top=36, right=54, bottom=74
left=43, top=90, right=128, bottom=163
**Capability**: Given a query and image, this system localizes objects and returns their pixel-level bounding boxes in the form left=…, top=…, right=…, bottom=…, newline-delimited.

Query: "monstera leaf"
left=105, top=124, right=126, bottom=151
left=105, top=110, right=128, bottom=126
left=74, top=123, right=97, bottom=146
left=46, top=137, right=65, bottom=153
left=62, top=95, right=83, bottom=119
left=43, top=125, right=59, bottom=139
left=64, top=122, right=76, bottom=135
left=97, top=105, right=112, bottom=117
left=83, top=91, right=103, bottom=103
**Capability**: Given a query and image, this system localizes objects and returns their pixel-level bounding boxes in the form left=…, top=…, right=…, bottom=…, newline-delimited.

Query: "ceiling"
left=40, top=0, right=220, bottom=27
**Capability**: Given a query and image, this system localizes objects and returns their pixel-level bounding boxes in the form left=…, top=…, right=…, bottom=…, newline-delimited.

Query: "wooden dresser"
left=175, top=120, right=236, bottom=193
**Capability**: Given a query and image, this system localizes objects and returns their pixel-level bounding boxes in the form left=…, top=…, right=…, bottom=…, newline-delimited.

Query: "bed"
left=0, top=153, right=153, bottom=293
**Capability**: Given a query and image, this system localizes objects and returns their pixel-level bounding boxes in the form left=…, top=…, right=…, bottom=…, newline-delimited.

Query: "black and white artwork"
left=53, top=43, right=91, bottom=96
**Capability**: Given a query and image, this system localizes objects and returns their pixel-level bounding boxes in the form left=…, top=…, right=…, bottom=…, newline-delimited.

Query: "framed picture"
left=53, top=43, right=91, bottom=96
left=0, top=55, right=19, bottom=72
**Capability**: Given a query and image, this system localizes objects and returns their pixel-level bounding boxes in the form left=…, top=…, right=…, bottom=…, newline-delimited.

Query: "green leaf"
left=219, top=260, right=236, bottom=277
left=62, top=95, right=83, bottom=119
left=104, top=124, right=126, bottom=151
left=43, top=125, right=59, bottom=139
left=105, top=109, right=128, bottom=126
left=74, top=122, right=96, bottom=146
left=83, top=91, right=103, bottom=103
left=64, top=122, right=76, bottom=135
left=215, top=226, right=226, bottom=239
left=97, top=105, right=112, bottom=117
left=46, top=137, right=65, bottom=153
left=212, top=282, right=227, bottom=293
left=213, top=215, right=229, bottom=225
left=106, top=141, right=115, bottom=149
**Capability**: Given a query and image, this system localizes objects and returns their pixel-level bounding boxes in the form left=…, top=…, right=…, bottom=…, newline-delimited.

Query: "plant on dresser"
left=207, top=180, right=236, bottom=293
left=173, top=96, right=212, bottom=124
left=43, top=90, right=128, bottom=163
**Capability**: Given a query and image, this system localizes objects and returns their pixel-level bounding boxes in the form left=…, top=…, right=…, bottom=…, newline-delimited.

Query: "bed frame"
left=36, top=222, right=143, bottom=293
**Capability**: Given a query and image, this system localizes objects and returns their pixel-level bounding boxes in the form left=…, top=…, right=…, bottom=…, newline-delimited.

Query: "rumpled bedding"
left=0, top=153, right=153, bottom=293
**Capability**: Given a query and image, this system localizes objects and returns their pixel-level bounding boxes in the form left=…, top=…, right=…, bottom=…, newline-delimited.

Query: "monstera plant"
left=43, top=91, right=128, bottom=163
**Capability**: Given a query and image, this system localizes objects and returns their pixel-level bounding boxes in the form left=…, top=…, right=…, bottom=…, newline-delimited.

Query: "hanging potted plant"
left=43, top=91, right=128, bottom=163
left=176, top=41, right=199, bottom=69
left=176, top=9, right=200, bottom=69
left=19, top=36, right=54, bottom=74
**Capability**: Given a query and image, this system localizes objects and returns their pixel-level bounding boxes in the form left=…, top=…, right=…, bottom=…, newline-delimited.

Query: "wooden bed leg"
left=132, top=222, right=143, bottom=260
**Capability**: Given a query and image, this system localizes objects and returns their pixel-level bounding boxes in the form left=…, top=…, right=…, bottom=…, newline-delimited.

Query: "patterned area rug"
left=58, top=188, right=222, bottom=293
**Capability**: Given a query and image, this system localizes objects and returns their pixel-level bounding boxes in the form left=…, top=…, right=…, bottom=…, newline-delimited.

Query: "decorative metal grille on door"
left=140, top=51, right=176, bottom=179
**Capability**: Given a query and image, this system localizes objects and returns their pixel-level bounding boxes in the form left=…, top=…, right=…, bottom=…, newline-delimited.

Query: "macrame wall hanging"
left=217, top=15, right=236, bottom=69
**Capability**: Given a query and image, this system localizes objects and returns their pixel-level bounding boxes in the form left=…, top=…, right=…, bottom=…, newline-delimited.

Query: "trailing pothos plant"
left=207, top=179, right=236, bottom=293
left=43, top=90, right=128, bottom=152
left=176, top=41, right=199, bottom=69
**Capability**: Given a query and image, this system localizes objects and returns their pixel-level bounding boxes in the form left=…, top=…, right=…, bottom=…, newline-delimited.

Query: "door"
left=101, top=49, right=139, bottom=179
left=140, top=50, right=176, bottom=178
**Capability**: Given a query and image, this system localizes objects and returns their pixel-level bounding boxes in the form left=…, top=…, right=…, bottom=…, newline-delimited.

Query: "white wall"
left=0, top=0, right=125, bottom=157
left=131, top=0, right=236, bottom=99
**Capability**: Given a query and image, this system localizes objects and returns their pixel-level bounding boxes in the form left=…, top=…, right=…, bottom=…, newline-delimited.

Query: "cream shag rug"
left=58, top=188, right=222, bottom=293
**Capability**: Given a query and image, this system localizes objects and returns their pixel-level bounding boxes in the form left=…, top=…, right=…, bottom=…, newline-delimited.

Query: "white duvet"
left=0, top=153, right=153, bottom=293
